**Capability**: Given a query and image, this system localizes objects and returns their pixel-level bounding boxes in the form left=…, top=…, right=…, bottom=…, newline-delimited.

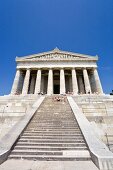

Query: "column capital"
left=90, top=67, right=97, bottom=74
left=48, top=68, right=53, bottom=70
left=36, top=68, right=42, bottom=72
left=92, top=67, right=97, bottom=71
left=26, top=68, right=31, bottom=71
left=83, top=67, right=87, bottom=70
left=60, top=67, right=64, bottom=70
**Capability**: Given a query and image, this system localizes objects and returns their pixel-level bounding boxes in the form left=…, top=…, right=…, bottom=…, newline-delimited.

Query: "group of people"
left=52, top=96, right=66, bottom=102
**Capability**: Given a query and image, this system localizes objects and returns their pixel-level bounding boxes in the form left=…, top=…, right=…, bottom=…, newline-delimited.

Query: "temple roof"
left=16, top=48, right=98, bottom=62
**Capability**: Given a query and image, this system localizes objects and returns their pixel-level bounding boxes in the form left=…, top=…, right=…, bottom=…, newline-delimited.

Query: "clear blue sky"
left=0, top=0, right=113, bottom=95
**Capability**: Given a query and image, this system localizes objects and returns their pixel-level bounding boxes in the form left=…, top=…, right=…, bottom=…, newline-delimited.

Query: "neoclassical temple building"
left=11, top=48, right=103, bottom=95
left=1, top=48, right=113, bottom=170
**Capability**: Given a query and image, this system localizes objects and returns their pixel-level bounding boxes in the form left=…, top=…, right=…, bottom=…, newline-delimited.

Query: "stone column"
left=35, top=69, right=41, bottom=94
left=29, top=75, right=36, bottom=94
left=69, top=76, right=72, bottom=92
left=93, top=68, right=103, bottom=94
left=41, top=76, right=44, bottom=93
left=11, top=69, right=21, bottom=95
left=83, top=68, right=92, bottom=94
left=47, top=68, right=53, bottom=95
left=78, top=76, right=85, bottom=94
left=60, top=68, right=66, bottom=94
left=18, top=72, right=24, bottom=94
left=22, top=69, right=30, bottom=95
left=89, top=71, right=96, bottom=93
left=72, top=68, right=78, bottom=94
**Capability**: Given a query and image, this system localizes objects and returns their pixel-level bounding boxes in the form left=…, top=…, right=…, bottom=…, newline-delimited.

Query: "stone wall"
left=73, top=95, right=113, bottom=152
left=0, top=94, right=39, bottom=139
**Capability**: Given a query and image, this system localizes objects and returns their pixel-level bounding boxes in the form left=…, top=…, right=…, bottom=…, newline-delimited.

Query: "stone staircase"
left=8, top=96, right=91, bottom=161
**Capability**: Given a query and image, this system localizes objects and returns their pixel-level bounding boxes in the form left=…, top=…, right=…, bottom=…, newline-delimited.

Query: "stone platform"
left=0, top=94, right=113, bottom=170
left=0, top=160, right=99, bottom=170
left=73, top=94, right=113, bottom=151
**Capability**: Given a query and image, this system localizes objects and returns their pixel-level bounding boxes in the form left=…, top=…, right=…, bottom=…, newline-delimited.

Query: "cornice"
left=16, top=48, right=98, bottom=62
left=16, top=58, right=97, bottom=63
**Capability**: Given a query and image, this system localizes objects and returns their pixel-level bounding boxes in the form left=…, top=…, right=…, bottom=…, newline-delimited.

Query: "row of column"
left=11, top=68, right=103, bottom=95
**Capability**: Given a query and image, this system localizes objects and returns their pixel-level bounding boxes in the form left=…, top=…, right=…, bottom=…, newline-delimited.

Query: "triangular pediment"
left=16, top=48, right=98, bottom=62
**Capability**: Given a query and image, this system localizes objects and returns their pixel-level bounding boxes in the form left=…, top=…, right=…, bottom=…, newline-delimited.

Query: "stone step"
left=8, top=155, right=91, bottom=161
left=29, top=123, right=77, bottom=126
left=18, top=139, right=85, bottom=143
left=10, top=150, right=63, bottom=156
left=28, top=121, right=78, bottom=124
left=33, top=118, right=75, bottom=120
left=31, top=119, right=77, bottom=125
left=35, top=111, right=73, bottom=113
left=10, top=150, right=90, bottom=157
left=25, top=131, right=81, bottom=134
left=24, top=131, right=82, bottom=134
left=35, top=113, right=74, bottom=115
left=22, top=133, right=82, bottom=137
left=35, top=113, right=73, bottom=115
left=23, top=132, right=82, bottom=136
left=34, top=113, right=74, bottom=115
left=33, top=117, right=75, bottom=120
left=17, top=142, right=86, bottom=147
left=25, top=129, right=80, bottom=131
left=26, top=126, right=79, bottom=129
left=14, top=146, right=87, bottom=151
left=31, top=121, right=76, bottom=123
left=30, top=123, right=77, bottom=126
left=21, top=132, right=83, bottom=138
left=28, top=124, right=78, bottom=126
left=38, top=107, right=71, bottom=109
left=8, top=96, right=90, bottom=162
left=20, top=136, right=84, bottom=140
left=27, top=124, right=79, bottom=127
left=26, top=127, right=80, bottom=130
left=37, top=110, right=72, bottom=112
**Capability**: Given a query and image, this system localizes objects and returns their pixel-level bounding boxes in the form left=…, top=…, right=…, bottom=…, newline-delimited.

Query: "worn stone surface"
left=0, top=95, right=39, bottom=140
left=0, top=160, right=99, bottom=170
left=0, top=96, right=45, bottom=165
left=68, top=96, right=113, bottom=170
left=8, top=96, right=90, bottom=161
left=73, top=94, right=113, bottom=152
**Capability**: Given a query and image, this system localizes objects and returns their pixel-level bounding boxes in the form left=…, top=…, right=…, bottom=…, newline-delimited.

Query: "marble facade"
left=11, top=48, right=103, bottom=95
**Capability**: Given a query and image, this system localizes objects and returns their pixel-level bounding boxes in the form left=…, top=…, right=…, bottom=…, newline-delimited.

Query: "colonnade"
left=11, top=67, right=103, bottom=95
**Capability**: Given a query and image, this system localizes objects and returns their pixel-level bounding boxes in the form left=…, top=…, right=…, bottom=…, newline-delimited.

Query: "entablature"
left=17, top=61, right=97, bottom=70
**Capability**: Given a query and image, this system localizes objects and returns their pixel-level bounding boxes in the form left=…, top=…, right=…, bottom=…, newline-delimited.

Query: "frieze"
left=17, top=60, right=97, bottom=69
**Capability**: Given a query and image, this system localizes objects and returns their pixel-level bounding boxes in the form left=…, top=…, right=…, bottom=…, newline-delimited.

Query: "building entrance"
left=54, top=85, right=60, bottom=94
left=53, top=71, right=60, bottom=94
